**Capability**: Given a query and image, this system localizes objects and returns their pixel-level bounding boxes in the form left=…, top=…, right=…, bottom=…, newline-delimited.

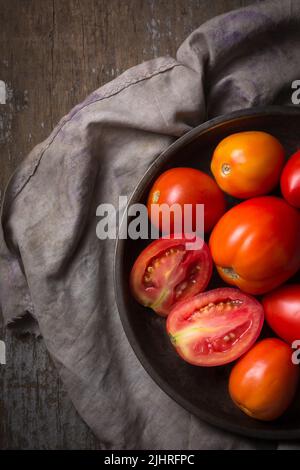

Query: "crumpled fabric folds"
left=1, top=0, right=300, bottom=450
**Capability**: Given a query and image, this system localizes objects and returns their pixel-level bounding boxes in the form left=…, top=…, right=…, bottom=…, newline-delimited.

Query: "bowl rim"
left=114, top=105, right=300, bottom=441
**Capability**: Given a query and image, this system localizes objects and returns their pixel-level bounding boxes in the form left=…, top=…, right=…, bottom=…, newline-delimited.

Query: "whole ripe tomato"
left=211, top=131, right=285, bottom=199
left=229, top=338, right=299, bottom=421
left=263, top=284, right=300, bottom=345
left=281, top=149, right=300, bottom=208
left=147, top=167, right=226, bottom=234
left=130, top=235, right=212, bottom=316
left=166, top=288, right=264, bottom=366
left=209, top=196, right=300, bottom=295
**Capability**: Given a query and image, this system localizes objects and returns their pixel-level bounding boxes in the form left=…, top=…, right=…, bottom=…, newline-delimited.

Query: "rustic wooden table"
left=0, top=0, right=257, bottom=449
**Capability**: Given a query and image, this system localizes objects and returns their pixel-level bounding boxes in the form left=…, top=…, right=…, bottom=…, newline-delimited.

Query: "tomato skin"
left=147, top=167, right=226, bottom=233
left=166, top=288, right=264, bottom=367
left=209, top=196, right=300, bottom=295
left=262, top=284, right=300, bottom=345
left=211, top=131, right=285, bottom=199
left=229, top=338, right=299, bottom=421
left=281, top=150, right=300, bottom=208
left=130, top=235, right=212, bottom=317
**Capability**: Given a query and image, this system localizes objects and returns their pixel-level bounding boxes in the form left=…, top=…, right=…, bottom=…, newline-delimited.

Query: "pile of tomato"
left=130, top=131, right=300, bottom=422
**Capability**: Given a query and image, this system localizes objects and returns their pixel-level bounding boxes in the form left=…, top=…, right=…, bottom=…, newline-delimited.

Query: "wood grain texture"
left=0, top=0, right=258, bottom=449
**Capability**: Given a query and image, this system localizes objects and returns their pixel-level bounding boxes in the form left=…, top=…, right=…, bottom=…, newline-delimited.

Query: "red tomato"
left=281, top=150, right=300, bottom=208
left=130, top=235, right=212, bottom=317
left=263, top=284, right=300, bottom=345
left=166, top=288, right=264, bottom=366
left=229, top=338, right=299, bottom=421
left=209, top=196, right=300, bottom=295
left=211, top=131, right=285, bottom=199
left=147, top=168, right=226, bottom=234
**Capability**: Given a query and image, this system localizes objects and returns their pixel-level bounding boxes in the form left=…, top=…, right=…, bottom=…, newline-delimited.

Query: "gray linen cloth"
left=1, top=0, right=300, bottom=450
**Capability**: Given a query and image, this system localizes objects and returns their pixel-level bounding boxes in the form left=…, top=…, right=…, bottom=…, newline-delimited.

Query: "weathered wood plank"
left=0, top=0, right=256, bottom=449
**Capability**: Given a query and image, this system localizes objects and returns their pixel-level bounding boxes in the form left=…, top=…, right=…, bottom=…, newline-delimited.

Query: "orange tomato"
left=229, top=338, right=299, bottom=421
left=209, top=196, right=300, bottom=295
left=211, top=131, right=285, bottom=198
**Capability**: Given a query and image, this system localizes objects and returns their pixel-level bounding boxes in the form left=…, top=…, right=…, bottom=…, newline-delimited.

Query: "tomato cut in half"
left=166, top=288, right=264, bottom=366
left=130, top=235, right=212, bottom=317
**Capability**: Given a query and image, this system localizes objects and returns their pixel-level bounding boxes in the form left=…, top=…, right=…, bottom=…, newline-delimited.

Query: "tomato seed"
left=195, top=299, right=244, bottom=314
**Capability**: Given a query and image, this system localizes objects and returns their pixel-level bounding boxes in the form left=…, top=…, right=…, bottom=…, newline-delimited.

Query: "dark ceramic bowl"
left=114, top=106, right=300, bottom=440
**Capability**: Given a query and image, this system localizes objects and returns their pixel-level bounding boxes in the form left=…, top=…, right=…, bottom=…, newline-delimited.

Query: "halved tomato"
left=166, top=288, right=264, bottom=366
left=130, top=235, right=212, bottom=316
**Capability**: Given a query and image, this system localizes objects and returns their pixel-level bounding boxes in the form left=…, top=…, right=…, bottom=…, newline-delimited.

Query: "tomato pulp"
left=166, top=288, right=264, bottom=366
left=130, top=235, right=212, bottom=316
left=209, top=196, right=300, bottom=295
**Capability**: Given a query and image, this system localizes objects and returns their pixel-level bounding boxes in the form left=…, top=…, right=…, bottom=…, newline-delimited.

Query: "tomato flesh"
left=166, top=288, right=264, bottom=366
left=130, top=235, right=212, bottom=316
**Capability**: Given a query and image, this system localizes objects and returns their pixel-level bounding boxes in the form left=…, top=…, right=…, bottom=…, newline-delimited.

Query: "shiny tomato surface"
left=229, top=338, right=299, bottom=421
left=211, top=131, right=285, bottom=199
left=147, top=167, right=226, bottom=234
left=130, top=235, right=212, bottom=316
left=209, top=196, right=300, bottom=295
left=166, top=288, right=264, bottom=366
left=263, top=284, right=300, bottom=345
left=281, top=150, right=300, bottom=208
